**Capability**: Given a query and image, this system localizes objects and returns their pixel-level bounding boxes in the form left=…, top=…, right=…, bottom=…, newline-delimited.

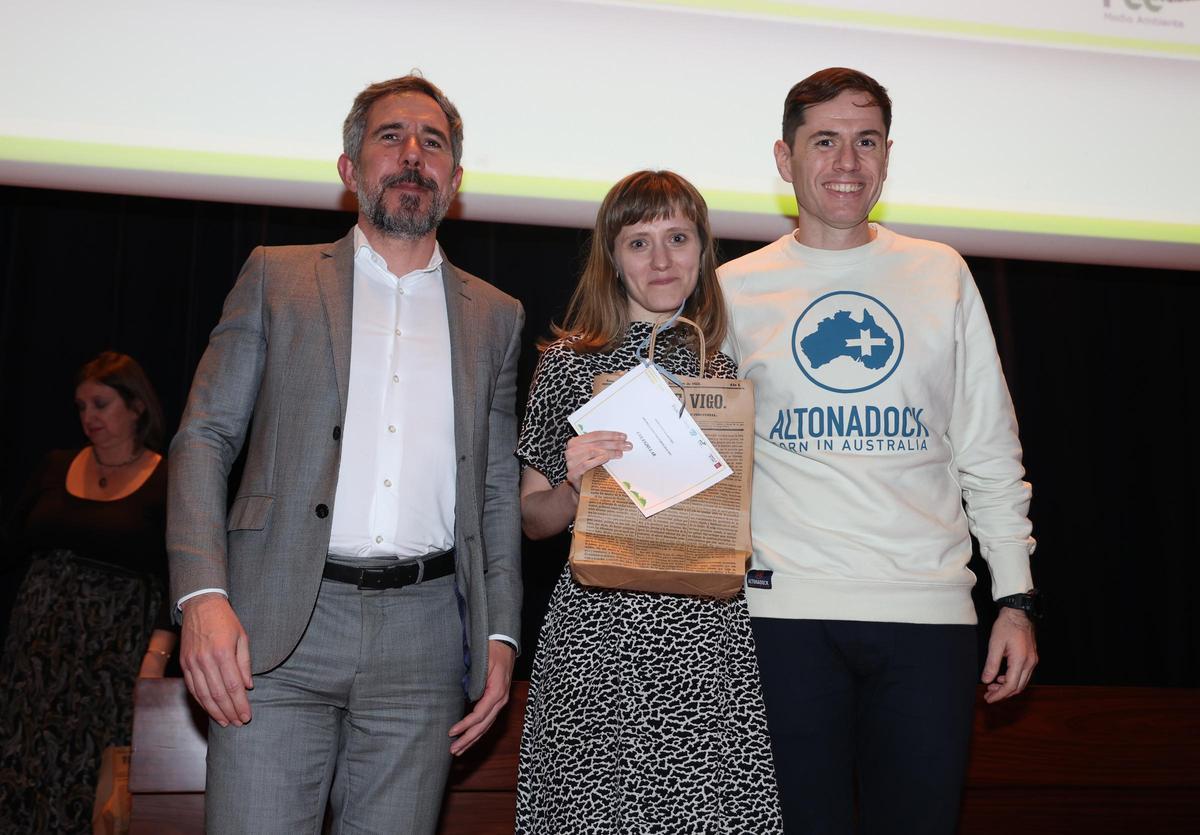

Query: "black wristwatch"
left=995, top=589, right=1043, bottom=620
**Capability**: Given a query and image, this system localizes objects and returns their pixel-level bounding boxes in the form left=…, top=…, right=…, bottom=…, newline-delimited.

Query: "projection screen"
left=1, top=0, right=1197, bottom=269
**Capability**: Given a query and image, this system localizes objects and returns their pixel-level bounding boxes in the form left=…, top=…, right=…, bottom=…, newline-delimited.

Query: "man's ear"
left=337, top=154, right=358, bottom=193
left=773, top=139, right=795, bottom=184
left=449, top=165, right=463, bottom=198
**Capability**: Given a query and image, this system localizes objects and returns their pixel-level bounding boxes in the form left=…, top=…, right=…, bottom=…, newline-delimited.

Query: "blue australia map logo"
left=792, top=291, right=903, bottom=393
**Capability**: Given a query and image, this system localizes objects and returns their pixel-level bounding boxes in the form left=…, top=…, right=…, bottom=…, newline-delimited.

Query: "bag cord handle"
left=635, top=301, right=707, bottom=416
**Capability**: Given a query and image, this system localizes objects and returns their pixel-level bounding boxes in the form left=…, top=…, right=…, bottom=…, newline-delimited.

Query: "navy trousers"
left=752, top=619, right=977, bottom=835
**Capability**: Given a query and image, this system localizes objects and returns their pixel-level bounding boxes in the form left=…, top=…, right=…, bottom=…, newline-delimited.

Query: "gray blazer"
left=167, top=230, right=523, bottom=700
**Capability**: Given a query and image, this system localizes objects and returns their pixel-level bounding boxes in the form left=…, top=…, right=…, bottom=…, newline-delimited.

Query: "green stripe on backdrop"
left=621, top=0, right=1200, bottom=59
left=0, top=136, right=334, bottom=182
left=2, top=136, right=1197, bottom=245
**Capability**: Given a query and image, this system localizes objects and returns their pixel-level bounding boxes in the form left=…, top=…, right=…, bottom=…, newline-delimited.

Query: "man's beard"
left=359, top=168, right=452, bottom=240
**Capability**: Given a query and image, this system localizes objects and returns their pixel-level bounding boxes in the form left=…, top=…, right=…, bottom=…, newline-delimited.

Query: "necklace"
left=93, top=447, right=144, bottom=488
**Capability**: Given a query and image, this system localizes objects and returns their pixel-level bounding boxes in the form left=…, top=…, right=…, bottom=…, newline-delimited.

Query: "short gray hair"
left=342, top=74, right=464, bottom=169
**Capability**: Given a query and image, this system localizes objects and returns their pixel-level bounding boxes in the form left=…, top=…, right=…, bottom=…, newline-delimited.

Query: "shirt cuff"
left=176, top=588, right=229, bottom=613
left=488, top=633, right=520, bottom=655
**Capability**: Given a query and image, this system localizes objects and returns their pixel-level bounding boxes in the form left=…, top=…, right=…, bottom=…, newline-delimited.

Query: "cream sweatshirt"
left=720, top=225, right=1034, bottom=625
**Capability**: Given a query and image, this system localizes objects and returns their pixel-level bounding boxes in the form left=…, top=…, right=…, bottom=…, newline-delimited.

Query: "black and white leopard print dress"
left=515, top=322, right=783, bottom=834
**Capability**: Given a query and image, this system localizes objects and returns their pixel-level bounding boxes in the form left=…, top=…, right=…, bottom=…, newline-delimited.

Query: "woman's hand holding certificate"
left=564, top=431, right=633, bottom=494
left=567, top=363, right=733, bottom=517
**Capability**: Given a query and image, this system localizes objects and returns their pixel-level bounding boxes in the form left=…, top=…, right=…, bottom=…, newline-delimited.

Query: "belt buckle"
left=357, top=567, right=390, bottom=590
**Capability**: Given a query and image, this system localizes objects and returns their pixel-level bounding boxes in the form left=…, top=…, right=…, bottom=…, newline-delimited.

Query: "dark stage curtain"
left=1, top=185, right=1196, bottom=686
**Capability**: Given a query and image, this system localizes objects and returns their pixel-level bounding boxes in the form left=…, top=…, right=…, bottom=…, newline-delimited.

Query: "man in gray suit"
left=167, top=75, right=523, bottom=834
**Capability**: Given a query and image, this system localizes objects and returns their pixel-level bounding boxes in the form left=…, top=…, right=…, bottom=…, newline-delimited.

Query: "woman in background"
left=0, top=351, right=175, bottom=833
left=515, top=171, right=782, bottom=834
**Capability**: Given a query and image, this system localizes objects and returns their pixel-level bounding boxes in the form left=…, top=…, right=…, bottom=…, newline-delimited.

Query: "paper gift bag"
left=569, top=317, right=755, bottom=598
left=92, top=745, right=131, bottom=835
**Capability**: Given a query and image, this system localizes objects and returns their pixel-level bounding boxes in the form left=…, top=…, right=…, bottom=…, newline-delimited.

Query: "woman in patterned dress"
left=515, top=170, right=783, bottom=834
left=0, top=352, right=176, bottom=833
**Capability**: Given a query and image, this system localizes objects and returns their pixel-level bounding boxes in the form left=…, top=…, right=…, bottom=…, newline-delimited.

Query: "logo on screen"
left=791, top=291, right=903, bottom=394
left=1103, top=0, right=1164, bottom=11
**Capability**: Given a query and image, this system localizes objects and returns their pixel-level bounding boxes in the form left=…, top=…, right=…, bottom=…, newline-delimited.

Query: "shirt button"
left=375, top=535, right=383, bottom=544
left=388, top=425, right=396, bottom=433
left=398, top=288, right=405, bottom=295
left=315, top=504, right=329, bottom=519
left=384, top=479, right=392, bottom=487
left=395, top=328, right=402, bottom=336
left=392, top=374, right=399, bottom=383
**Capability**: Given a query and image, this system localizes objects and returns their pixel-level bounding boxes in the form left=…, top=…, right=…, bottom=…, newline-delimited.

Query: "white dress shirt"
left=336, top=228, right=516, bottom=648
left=327, top=226, right=456, bottom=557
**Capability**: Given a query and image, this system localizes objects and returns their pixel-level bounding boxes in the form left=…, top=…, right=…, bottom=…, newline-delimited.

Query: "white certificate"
left=568, top=363, right=732, bottom=517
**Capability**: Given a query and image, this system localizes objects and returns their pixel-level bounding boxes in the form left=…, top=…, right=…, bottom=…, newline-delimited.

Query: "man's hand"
left=448, top=639, right=516, bottom=756
left=981, top=606, right=1038, bottom=703
left=180, top=593, right=253, bottom=726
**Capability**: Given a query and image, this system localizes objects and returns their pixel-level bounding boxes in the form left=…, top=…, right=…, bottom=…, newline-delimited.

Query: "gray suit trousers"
left=205, top=565, right=466, bottom=835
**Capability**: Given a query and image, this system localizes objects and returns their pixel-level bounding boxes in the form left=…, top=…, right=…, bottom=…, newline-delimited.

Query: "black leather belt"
left=322, top=550, right=455, bottom=590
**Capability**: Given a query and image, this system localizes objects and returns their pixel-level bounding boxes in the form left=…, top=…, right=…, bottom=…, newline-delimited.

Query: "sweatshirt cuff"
left=984, top=546, right=1034, bottom=600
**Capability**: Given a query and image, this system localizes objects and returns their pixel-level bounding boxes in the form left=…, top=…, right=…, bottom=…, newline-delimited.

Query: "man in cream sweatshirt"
left=720, top=68, right=1038, bottom=834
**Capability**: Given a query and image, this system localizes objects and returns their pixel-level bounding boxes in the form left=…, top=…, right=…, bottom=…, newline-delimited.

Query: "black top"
left=19, top=449, right=168, bottom=575
left=8, top=448, right=171, bottom=631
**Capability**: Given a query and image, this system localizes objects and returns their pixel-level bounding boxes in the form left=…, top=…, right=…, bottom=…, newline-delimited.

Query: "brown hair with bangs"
left=551, top=170, right=727, bottom=358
